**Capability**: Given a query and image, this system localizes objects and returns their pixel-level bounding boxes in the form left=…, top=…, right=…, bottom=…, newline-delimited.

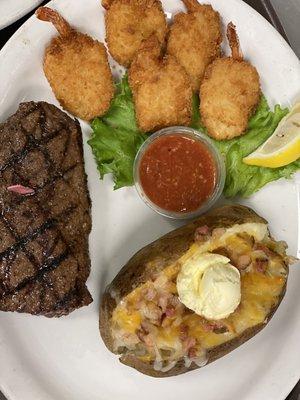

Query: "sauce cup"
left=134, top=126, right=225, bottom=219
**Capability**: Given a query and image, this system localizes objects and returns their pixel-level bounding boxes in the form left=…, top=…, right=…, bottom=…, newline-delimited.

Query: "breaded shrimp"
left=36, top=7, right=114, bottom=121
left=167, top=0, right=222, bottom=92
left=200, top=23, right=261, bottom=140
left=128, top=35, right=192, bottom=132
left=103, top=0, right=167, bottom=67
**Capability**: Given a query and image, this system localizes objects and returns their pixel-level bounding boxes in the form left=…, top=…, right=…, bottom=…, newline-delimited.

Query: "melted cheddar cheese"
left=113, top=308, right=142, bottom=334
left=111, top=223, right=288, bottom=364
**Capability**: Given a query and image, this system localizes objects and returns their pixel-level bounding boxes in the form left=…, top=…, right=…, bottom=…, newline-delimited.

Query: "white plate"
left=0, top=0, right=300, bottom=399
left=0, top=0, right=43, bottom=30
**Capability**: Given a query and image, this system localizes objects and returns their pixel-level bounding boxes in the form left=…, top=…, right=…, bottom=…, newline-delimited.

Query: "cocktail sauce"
left=139, top=134, right=217, bottom=213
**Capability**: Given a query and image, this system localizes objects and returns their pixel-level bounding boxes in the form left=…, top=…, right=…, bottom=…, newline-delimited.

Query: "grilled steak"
left=0, top=102, right=92, bottom=317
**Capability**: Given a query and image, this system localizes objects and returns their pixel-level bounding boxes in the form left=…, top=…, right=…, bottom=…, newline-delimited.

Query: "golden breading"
left=128, top=35, right=193, bottom=132
left=104, top=0, right=167, bottom=67
left=36, top=7, right=114, bottom=121
left=102, top=0, right=114, bottom=9
left=167, top=0, right=222, bottom=92
left=200, top=23, right=261, bottom=140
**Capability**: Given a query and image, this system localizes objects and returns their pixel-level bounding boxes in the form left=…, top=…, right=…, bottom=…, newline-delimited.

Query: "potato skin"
left=100, top=205, right=288, bottom=377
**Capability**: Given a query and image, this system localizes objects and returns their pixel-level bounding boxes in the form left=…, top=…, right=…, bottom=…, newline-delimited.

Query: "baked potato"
left=100, top=205, right=291, bottom=377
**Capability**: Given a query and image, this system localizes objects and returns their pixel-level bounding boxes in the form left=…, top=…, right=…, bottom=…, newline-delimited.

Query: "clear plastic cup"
left=134, top=126, right=225, bottom=219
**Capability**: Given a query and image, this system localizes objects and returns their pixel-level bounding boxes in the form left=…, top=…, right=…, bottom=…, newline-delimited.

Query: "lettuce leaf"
left=89, top=75, right=300, bottom=196
left=88, top=76, right=147, bottom=189
left=101, top=74, right=138, bottom=132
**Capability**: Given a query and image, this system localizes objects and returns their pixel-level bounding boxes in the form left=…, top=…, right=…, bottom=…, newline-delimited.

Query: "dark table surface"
left=0, top=1, right=299, bottom=399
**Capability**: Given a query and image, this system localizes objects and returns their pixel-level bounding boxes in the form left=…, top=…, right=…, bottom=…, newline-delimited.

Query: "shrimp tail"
left=35, top=7, right=73, bottom=37
left=227, top=22, right=243, bottom=61
left=101, top=0, right=114, bottom=10
left=182, top=0, right=201, bottom=13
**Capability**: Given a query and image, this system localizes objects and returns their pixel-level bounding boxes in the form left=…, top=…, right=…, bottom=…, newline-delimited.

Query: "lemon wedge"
left=243, top=103, right=300, bottom=168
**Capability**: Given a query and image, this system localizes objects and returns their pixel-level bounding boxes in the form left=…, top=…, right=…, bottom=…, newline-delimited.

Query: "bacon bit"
left=203, top=321, right=228, bottom=334
left=143, top=334, right=154, bottom=347
left=236, top=254, right=251, bottom=270
left=140, top=302, right=162, bottom=324
left=7, top=184, right=35, bottom=195
left=194, top=225, right=211, bottom=242
left=142, top=287, right=157, bottom=301
left=158, top=292, right=172, bottom=312
left=196, top=225, right=210, bottom=235
left=254, top=243, right=274, bottom=257
left=141, top=321, right=152, bottom=333
left=252, top=247, right=269, bottom=273
left=188, top=347, right=197, bottom=359
left=165, top=306, right=175, bottom=317
left=183, top=337, right=196, bottom=352
left=158, top=296, right=168, bottom=312
left=179, top=324, right=189, bottom=341
left=253, top=242, right=264, bottom=251
left=254, top=258, right=268, bottom=273
left=202, top=322, right=215, bottom=332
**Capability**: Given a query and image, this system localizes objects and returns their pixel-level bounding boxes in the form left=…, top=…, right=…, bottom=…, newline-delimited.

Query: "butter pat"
left=177, top=253, right=241, bottom=320
left=199, top=263, right=241, bottom=319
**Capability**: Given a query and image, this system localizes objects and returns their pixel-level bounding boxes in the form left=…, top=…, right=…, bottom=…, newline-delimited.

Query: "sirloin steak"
left=0, top=102, right=92, bottom=317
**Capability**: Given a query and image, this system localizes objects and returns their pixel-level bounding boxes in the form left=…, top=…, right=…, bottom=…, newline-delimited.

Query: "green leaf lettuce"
left=88, top=76, right=147, bottom=189
left=89, top=75, right=300, bottom=196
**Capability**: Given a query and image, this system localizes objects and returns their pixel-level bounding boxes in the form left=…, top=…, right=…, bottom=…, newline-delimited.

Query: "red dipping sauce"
left=138, top=134, right=217, bottom=213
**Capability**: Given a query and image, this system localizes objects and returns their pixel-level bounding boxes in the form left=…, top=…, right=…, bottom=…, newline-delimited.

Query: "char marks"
left=0, top=102, right=92, bottom=317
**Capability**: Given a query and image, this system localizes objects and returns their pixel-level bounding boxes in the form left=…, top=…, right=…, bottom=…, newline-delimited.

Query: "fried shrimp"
left=36, top=7, right=114, bottom=121
left=200, top=23, right=261, bottom=140
left=103, top=0, right=167, bottom=67
left=167, top=0, right=222, bottom=92
left=128, top=35, right=192, bottom=132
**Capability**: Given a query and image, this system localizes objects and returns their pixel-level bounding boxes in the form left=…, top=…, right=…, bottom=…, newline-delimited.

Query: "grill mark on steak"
left=0, top=127, right=66, bottom=173
left=0, top=217, right=55, bottom=261
left=0, top=101, right=92, bottom=316
left=0, top=202, right=77, bottom=268
left=0, top=211, right=49, bottom=295
left=5, top=250, right=70, bottom=295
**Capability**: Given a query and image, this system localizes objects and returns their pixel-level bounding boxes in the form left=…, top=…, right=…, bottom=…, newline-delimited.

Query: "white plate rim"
left=0, top=0, right=299, bottom=399
left=0, top=0, right=43, bottom=30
